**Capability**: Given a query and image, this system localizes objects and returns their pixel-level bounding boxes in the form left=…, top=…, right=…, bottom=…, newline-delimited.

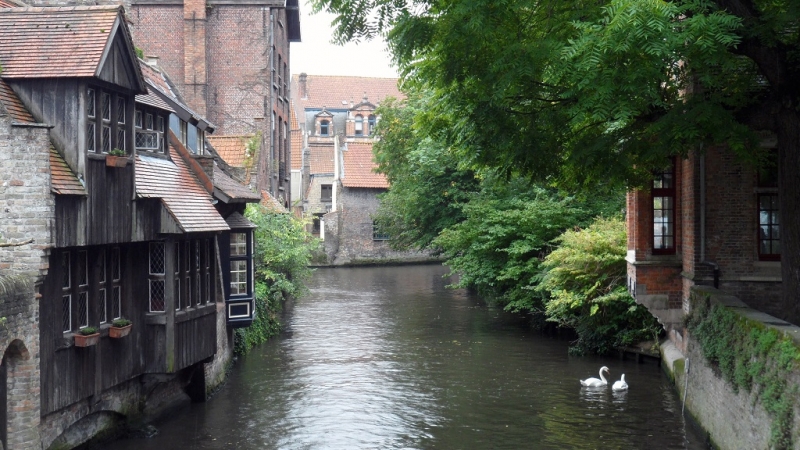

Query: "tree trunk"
left=777, top=109, right=800, bottom=324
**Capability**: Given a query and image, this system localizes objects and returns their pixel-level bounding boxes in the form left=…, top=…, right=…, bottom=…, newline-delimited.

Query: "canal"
left=114, top=264, right=707, bottom=449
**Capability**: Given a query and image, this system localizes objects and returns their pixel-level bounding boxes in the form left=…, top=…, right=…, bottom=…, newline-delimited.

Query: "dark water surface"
left=114, top=265, right=707, bottom=449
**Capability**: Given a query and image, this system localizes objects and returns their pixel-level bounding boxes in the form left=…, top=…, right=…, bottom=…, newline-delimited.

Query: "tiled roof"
left=139, top=60, right=213, bottom=131
left=342, top=141, right=388, bottom=188
left=260, top=190, right=288, bottom=213
left=290, top=104, right=302, bottom=170
left=0, top=6, right=136, bottom=80
left=225, top=212, right=256, bottom=228
left=135, top=140, right=228, bottom=233
left=213, top=165, right=260, bottom=203
left=207, top=135, right=252, bottom=168
left=308, top=143, right=334, bottom=174
left=0, top=79, right=35, bottom=123
left=50, top=145, right=85, bottom=195
left=292, top=74, right=403, bottom=114
left=0, top=0, right=25, bottom=9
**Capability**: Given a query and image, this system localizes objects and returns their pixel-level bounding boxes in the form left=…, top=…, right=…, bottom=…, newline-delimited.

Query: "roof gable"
left=292, top=74, right=403, bottom=118
left=0, top=6, right=146, bottom=93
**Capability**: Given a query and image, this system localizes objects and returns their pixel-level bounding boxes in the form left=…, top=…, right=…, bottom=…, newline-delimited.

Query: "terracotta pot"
left=74, top=332, right=100, bottom=347
left=106, top=155, right=129, bottom=167
left=109, top=324, right=132, bottom=338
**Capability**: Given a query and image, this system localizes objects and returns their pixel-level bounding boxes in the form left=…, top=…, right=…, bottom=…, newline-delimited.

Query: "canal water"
left=114, top=265, right=707, bottom=449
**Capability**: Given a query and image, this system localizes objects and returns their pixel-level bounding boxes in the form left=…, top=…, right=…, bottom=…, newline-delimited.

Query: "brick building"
left=0, top=5, right=260, bottom=447
left=626, top=145, right=782, bottom=333
left=291, top=73, right=433, bottom=265
left=127, top=0, right=300, bottom=207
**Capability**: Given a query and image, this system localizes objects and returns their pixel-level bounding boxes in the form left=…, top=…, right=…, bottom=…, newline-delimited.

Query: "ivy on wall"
left=686, top=295, right=800, bottom=449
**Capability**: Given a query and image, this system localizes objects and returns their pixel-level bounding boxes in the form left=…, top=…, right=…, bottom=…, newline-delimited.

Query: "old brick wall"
left=327, top=187, right=432, bottom=265
left=0, top=114, right=54, bottom=449
left=129, top=5, right=185, bottom=97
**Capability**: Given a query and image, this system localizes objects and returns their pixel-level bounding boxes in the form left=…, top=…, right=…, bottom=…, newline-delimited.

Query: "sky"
left=290, top=2, right=399, bottom=79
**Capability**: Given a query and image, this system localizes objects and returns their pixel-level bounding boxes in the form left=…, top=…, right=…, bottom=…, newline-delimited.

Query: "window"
left=135, top=108, right=163, bottom=153
left=368, top=115, right=376, bottom=135
left=757, top=151, right=779, bottom=260
left=175, top=242, right=181, bottom=311
left=321, top=184, right=332, bottom=202
left=86, top=87, right=128, bottom=154
left=652, top=160, right=675, bottom=254
left=320, top=120, right=330, bottom=136
left=229, top=232, right=252, bottom=296
left=373, top=222, right=390, bottom=241
left=355, top=115, right=364, bottom=136
left=59, top=247, right=122, bottom=334
left=149, top=242, right=166, bottom=312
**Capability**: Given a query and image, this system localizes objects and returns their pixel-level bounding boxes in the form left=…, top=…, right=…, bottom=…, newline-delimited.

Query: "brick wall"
left=129, top=5, right=185, bottom=98
left=0, top=115, right=55, bottom=449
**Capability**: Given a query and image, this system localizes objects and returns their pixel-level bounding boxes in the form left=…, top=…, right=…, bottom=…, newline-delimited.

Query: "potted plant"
left=74, top=326, right=100, bottom=347
left=106, top=148, right=129, bottom=167
left=109, top=317, right=133, bottom=338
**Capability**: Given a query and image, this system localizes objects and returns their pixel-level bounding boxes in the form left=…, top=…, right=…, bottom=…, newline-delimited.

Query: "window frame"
left=355, top=115, right=364, bottom=136
left=228, top=231, right=253, bottom=298
left=86, top=86, right=129, bottom=155
left=321, top=184, right=333, bottom=203
left=651, top=159, right=676, bottom=255
left=320, top=119, right=330, bottom=136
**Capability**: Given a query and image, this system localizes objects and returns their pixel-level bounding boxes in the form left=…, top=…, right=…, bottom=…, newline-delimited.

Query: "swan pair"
left=580, top=366, right=628, bottom=391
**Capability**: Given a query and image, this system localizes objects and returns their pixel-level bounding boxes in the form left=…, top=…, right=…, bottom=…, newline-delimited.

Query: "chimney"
left=144, top=55, right=160, bottom=67
left=299, top=73, right=308, bottom=100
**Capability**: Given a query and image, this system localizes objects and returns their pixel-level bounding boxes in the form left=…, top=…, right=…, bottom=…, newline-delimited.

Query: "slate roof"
left=207, top=135, right=252, bottom=168
left=136, top=138, right=228, bottom=233
left=292, top=74, right=403, bottom=114
left=213, top=165, right=260, bottom=203
left=0, top=79, right=34, bottom=123
left=225, top=212, right=256, bottom=229
left=50, top=145, right=85, bottom=195
left=0, top=6, right=142, bottom=85
left=308, top=143, right=334, bottom=174
left=342, top=141, right=388, bottom=189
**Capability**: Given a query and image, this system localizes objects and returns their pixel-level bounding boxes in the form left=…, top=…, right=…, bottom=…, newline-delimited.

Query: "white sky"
left=290, top=1, right=399, bottom=78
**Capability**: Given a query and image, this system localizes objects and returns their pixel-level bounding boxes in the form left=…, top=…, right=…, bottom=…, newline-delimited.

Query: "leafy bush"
left=233, top=204, right=318, bottom=355
left=538, top=217, right=661, bottom=355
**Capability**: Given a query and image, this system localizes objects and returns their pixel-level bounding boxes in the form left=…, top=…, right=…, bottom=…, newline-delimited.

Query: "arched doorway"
left=1, top=340, right=30, bottom=450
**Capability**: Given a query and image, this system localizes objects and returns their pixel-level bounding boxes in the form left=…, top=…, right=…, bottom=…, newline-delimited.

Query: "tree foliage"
left=234, top=205, right=318, bottom=355
left=538, top=217, right=661, bottom=355
left=314, top=0, right=800, bottom=323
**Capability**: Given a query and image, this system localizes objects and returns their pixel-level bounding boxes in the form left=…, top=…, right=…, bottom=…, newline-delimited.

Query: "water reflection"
left=111, top=265, right=706, bottom=450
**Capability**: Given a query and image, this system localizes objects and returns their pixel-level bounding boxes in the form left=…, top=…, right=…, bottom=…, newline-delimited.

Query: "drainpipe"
left=699, top=148, right=720, bottom=288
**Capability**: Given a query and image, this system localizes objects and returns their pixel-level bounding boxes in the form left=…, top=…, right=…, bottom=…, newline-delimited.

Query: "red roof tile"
left=308, top=143, right=334, bottom=174
left=342, top=141, right=388, bottom=188
left=0, top=79, right=34, bottom=123
left=260, top=190, right=288, bottom=213
left=292, top=74, right=403, bottom=113
left=135, top=134, right=228, bottom=233
left=0, top=0, right=25, bottom=9
left=50, top=145, right=85, bottom=195
left=0, top=6, right=137, bottom=80
left=207, top=135, right=252, bottom=168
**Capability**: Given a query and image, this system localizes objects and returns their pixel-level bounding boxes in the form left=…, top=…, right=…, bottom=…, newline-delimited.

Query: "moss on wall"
left=686, top=293, right=800, bottom=449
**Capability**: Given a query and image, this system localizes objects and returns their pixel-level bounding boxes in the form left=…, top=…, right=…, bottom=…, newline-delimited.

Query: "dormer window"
left=355, top=115, right=364, bottom=136
left=86, top=86, right=129, bottom=154
left=135, top=107, right=166, bottom=154
left=320, top=119, right=330, bottom=136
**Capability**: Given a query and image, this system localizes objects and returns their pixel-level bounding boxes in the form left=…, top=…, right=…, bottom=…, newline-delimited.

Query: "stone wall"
left=662, top=286, right=800, bottom=449
left=323, top=187, right=434, bottom=266
left=0, top=113, right=54, bottom=449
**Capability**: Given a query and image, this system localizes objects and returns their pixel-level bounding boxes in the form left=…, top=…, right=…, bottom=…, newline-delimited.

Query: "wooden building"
left=0, top=5, right=259, bottom=448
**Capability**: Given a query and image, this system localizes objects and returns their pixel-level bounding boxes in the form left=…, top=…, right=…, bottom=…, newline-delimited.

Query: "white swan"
left=612, top=374, right=628, bottom=391
left=580, top=366, right=610, bottom=387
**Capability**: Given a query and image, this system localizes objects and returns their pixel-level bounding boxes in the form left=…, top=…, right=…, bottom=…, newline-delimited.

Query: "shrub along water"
left=234, top=204, right=318, bottom=355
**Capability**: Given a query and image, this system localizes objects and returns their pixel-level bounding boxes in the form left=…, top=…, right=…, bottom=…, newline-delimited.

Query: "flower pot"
left=74, top=332, right=100, bottom=347
left=106, top=155, right=129, bottom=167
left=109, top=323, right=132, bottom=338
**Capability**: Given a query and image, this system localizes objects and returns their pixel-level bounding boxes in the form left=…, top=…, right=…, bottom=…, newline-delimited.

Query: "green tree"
left=313, top=0, right=800, bottom=324
left=234, top=204, right=318, bottom=354
left=538, top=217, right=661, bottom=355
left=372, top=94, right=480, bottom=251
